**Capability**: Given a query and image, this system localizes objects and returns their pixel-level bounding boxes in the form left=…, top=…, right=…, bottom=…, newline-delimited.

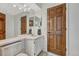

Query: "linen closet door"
left=0, top=13, right=5, bottom=40
left=47, top=4, right=66, bottom=56
left=21, top=16, right=27, bottom=34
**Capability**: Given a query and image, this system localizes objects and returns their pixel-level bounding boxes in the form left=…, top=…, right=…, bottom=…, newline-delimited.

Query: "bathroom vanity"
left=0, top=37, right=24, bottom=56
left=18, top=34, right=44, bottom=56
left=0, top=35, right=44, bottom=56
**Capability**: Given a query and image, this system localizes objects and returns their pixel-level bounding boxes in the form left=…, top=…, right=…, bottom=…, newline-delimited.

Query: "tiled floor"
left=39, top=51, right=59, bottom=56
left=47, top=52, right=59, bottom=56
left=16, top=51, right=59, bottom=56
left=16, top=53, right=28, bottom=56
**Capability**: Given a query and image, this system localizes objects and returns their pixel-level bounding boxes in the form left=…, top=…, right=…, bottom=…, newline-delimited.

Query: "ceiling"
left=0, top=3, right=41, bottom=15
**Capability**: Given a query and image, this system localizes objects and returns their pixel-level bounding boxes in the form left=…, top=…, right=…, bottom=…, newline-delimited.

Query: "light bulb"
left=13, top=5, right=16, bottom=7
left=24, top=8, right=27, bottom=12
left=19, top=8, right=22, bottom=10
left=24, top=4, right=27, bottom=7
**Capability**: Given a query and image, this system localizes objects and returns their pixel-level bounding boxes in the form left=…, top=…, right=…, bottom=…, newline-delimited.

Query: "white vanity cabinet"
left=24, top=35, right=44, bottom=56
left=0, top=37, right=24, bottom=56
left=0, top=35, right=44, bottom=56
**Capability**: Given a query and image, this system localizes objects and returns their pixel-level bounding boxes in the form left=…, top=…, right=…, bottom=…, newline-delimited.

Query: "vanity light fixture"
left=24, top=8, right=27, bottom=12
left=28, top=8, right=31, bottom=10
left=13, top=5, right=16, bottom=7
left=19, top=7, right=22, bottom=10
left=24, top=4, right=27, bottom=7
left=27, top=8, right=31, bottom=11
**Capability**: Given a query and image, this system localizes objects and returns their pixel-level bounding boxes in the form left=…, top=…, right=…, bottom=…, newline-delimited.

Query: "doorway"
left=21, top=16, right=27, bottom=34
left=0, top=13, right=6, bottom=40
left=47, top=4, right=66, bottom=56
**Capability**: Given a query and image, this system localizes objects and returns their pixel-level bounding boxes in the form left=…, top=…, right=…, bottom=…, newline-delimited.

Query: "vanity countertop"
left=0, top=37, right=23, bottom=47
left=18, top=34, right=44, bottom=40
left=0, top=34, right=44, bottom=47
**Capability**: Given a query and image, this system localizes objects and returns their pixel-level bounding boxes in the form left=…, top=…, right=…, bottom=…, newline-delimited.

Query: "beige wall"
left=6, top=13, right=15, bottom=38
left=68, top=3, right=79, bottom=56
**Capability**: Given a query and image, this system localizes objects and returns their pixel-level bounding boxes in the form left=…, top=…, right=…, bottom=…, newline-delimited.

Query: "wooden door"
left=21, top=16, right=27, bottom=34
left=0, top=13, right=5, bottom=40
left=47, top=4, right=66, bottom=56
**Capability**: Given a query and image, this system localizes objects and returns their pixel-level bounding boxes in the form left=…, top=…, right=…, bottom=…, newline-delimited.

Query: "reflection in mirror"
left=29, top=17, right=34, bottom=26
left=29, top=29, right=32, bottom=34
left=37, top=29, right=41, bottom=35
left=13, top=3, right=42, bottom=36
left=34, top=16, right=41, bottom=27
left=28, top=5, right=42, bottom=35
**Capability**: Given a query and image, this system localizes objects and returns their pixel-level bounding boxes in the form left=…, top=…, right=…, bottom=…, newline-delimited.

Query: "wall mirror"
left=34, top=16, right=42, bottom=27
left=29, top=17, right=34, bottom=26
left=29, top=16, right=42, bottom=27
